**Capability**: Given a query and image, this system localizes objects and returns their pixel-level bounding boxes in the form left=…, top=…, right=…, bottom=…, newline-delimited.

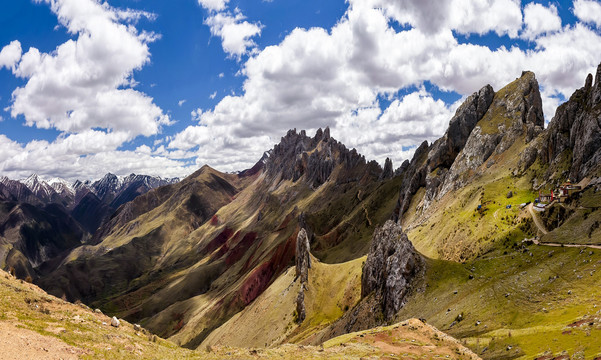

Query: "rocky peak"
left=92, top=173, right=122, bottom=202
left=265, top=128, right=376, bottom=188
left=437, top=71, right=544, bottom=197
left=361, top=220, right=421, bottom=320
left=20, top=174, right=58, bottom=202
left=379, top=158, right=394, bottom=180
left=536, top=62, right=601, bottom=181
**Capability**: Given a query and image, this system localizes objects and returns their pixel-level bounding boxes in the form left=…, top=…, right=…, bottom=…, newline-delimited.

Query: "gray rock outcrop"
left=361, top=220, right=421, bottom=320
left=295, top=228, right=311, bottom=323
left=295, top=228, right=311, bottom=284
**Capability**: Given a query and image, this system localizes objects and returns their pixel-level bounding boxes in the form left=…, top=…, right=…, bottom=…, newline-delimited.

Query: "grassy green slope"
left=396, top=242, right=601, bottom=359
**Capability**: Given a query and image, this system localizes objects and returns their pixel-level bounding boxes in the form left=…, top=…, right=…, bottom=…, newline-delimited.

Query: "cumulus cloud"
left=198, top=0, right=229, bottom=12
left=359, top=0, right=523, bottom=37
left=0, top=132, right=192, bottom=181
left=7, top=0, right=170, bottom=139
left=178, top=99, right=187, bottom=107
left=0, top=40, right=22, bottom=70
left=573, top=0, right=601, bottom=27
left=204, top=9, right=263, bottom=59
left=169, top=0, right=601, bottom=172
left=522, top=3, right=562, bottom=40
left=0, top=0, right=188, bottom=181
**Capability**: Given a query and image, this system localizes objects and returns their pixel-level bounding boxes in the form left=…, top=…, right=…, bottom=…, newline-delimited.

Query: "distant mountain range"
left=0, top=172, right=179, bottom=279
left=1, top=173, right=179, bottom=214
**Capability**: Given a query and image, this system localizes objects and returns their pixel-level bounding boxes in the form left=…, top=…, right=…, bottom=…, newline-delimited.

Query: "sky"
left=0, top=0, right=601, bottom=181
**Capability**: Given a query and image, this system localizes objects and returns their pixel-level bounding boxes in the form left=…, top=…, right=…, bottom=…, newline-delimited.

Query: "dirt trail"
left=527, top=204, right=601, bottom=249
left=0, top=321, right=84, bottom=360
left=530, top=238, right=601, bottom=250
left=528, top=203, right=548, bottom=235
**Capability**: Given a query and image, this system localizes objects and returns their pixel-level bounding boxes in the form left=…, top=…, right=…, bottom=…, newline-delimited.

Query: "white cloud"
left=191, top=108, right=203, bottom=122
left=522, top=3, right=562, bottom=40
left=0, top=0, right=187, bottom=181
left=178, top=99, right=187, bottom=107
left=573, top=0, right=601, bottom=27
left=0, top=40, right=22, bottom=71
left=198, top=0, right=229, bottom=12
left=0, top=131, right=193, bottom=181
left=218, top=72, right=225, bottom=78
left=450, top=0, right=523, bottom=38
left=7, top=0, right=170, bottom=140
left=209, top=91, right=217, bottom=99
left=204, top=9, right=263, bottom=59
left=357, top=0, right=523, bottom=38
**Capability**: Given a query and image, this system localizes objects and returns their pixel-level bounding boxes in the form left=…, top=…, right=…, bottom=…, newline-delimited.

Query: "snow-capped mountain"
left=20, top=174, right=61, bottom=203
left=48, top=177, right=75, bottom=197
left=0, top=172, right=180, bottom=233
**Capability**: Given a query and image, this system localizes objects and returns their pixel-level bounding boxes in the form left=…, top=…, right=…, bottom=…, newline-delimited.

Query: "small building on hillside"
left=559, top=180, right=582, bottom=198
left=538, top=190, right=554, bottom=203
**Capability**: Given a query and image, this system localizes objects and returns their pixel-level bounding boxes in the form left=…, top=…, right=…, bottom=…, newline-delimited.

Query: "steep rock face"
left=70, top=192, right=112, bottom=234
left=361, top=220, right=421, bottom=320
left=438, top=71, right=544, bottom=197
left=0, top=177, right=39, bottom=205
left=538, top=63, right=601, bottom=181
left=429, top=85, right=495, bottom=171
left=393, top=84, right=495, bottom=220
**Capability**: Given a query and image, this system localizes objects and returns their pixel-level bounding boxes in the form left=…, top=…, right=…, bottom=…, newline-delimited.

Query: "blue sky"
left=0, top=0, right=600, bottom=181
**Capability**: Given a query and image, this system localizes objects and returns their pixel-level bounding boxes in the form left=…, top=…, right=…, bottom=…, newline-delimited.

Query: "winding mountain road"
left=526, top=203, right=601, bottom=249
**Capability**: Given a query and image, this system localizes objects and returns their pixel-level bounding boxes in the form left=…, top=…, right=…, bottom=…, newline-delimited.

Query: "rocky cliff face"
left=361, top=220, right=421, bottom=320
left=438, top=71, right=543, bottom=197
left=393, top=84, right=495, bottom=220
left=535, top=63, right=601, bottom=181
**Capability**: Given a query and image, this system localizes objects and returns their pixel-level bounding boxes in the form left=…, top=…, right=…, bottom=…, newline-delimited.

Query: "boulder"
left=111, top=316, right=120, bottom=328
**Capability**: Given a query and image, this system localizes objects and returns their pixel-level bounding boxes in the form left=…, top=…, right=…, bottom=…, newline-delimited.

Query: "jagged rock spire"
left=295, top=228, right=311, bottom=323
